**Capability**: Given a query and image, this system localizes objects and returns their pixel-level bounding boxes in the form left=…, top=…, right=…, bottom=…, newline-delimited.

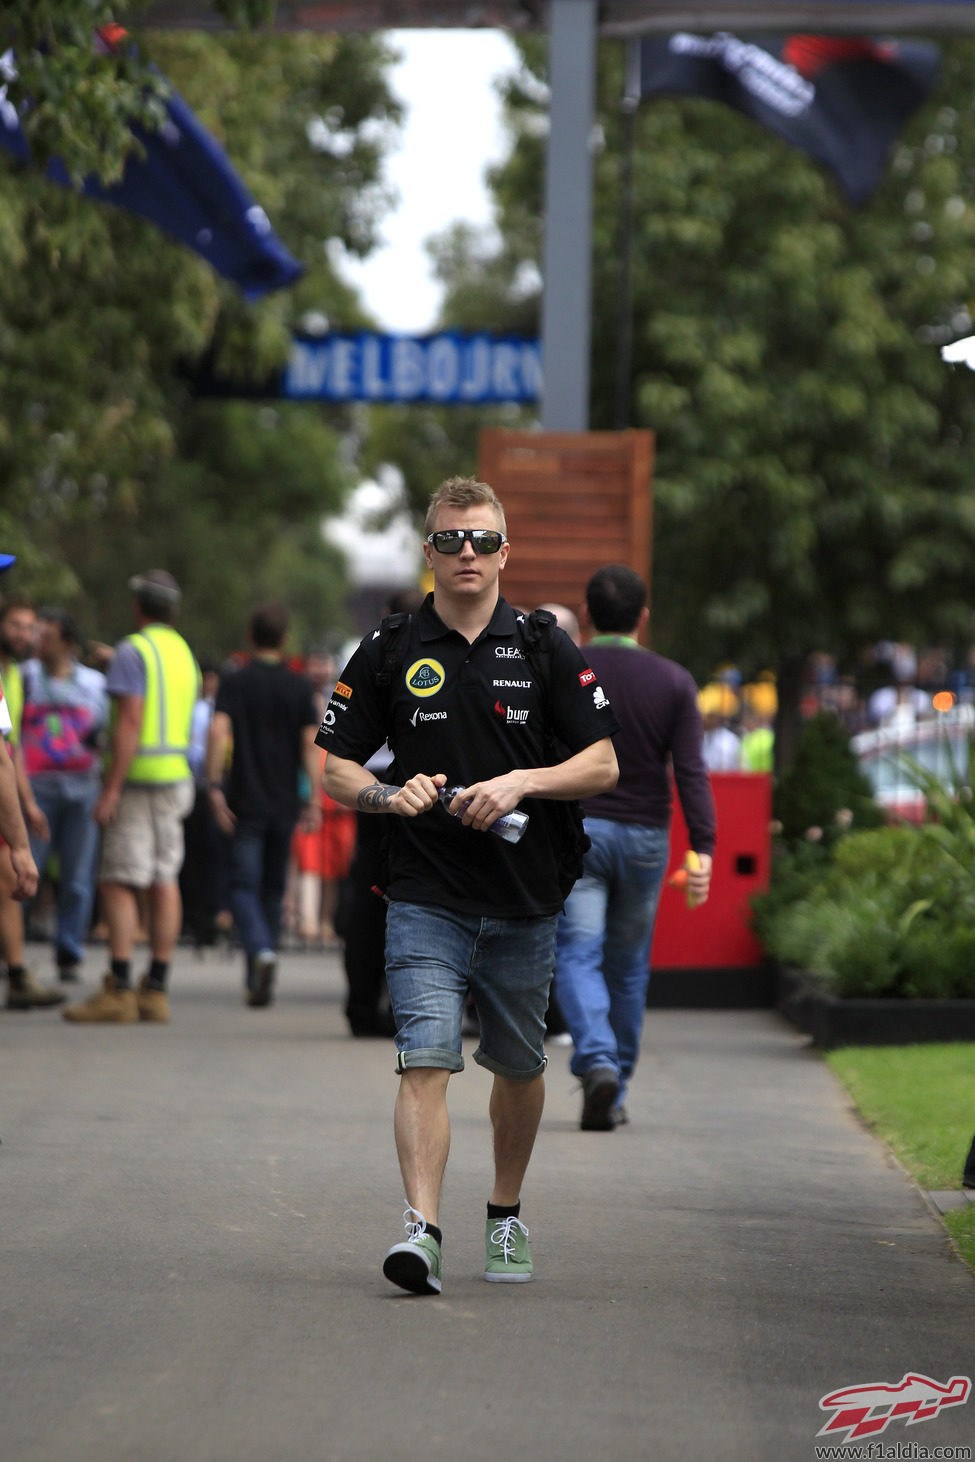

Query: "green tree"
left=0, top=27, right=401, bottom=656
left=429, top=36, right=975, bottom=765
left=4, top=2, right=278, bottom=181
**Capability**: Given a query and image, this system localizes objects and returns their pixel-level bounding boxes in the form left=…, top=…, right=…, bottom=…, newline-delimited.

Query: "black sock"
left=111, top=958, right=132, bottom=990
left=7, top=965, right=25, bottom=989
left=487, top=1201, right=520, bottom=1220
left=425, top=1223, right=443, bottom=1245
left=147, top=959, right=169, bottom=992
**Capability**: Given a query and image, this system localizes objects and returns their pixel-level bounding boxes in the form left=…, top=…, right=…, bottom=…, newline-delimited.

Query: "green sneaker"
left=382, top=1205, right=442, bottom=1295
left=484, top=1214, right=533, bottom=1283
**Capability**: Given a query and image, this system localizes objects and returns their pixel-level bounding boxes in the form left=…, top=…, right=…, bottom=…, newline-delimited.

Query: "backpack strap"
left=375, top=612, right=412, bottom=688
left=518, top=609, right=558, bottom=729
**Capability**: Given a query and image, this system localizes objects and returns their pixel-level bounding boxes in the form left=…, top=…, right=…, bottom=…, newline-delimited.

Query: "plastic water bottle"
left=438, top=785, right=529, bottom=844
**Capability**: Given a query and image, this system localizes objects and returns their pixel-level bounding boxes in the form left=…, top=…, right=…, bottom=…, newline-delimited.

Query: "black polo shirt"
left=316, top=594, right=618, bottom=917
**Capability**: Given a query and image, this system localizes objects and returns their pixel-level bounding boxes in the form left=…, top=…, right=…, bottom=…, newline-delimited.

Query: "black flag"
left=639, top=33, right=941, bottom=205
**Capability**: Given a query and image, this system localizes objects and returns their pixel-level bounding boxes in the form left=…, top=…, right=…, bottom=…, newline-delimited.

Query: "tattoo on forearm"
left=357, top=783, right=399, bottom=813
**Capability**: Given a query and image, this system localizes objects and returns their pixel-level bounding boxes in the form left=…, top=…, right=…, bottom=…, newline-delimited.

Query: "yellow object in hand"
left=684, top=850, right=704, bottom=909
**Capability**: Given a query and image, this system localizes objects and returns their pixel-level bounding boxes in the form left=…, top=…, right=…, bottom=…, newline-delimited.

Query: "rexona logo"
left=405, top=659, right=445, bottom=698
left=817, top=1373, right=971, bottom=1444
left=495, top=700, right=529, bottom=725
left=410, top=707, right=447, bottom=726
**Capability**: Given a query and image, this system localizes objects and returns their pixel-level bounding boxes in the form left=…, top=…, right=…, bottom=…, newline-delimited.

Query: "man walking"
left=554, top=565, right=715, bottom=1130
left=64, top=570, right=199, bottom=1025
left=21, top=608, right=107, bottom=984
left=205, top=602, right=322, bottom=1008
left=319, top=476, right=618, bottom=1295
left=0, top=568, right=49, bottom=1008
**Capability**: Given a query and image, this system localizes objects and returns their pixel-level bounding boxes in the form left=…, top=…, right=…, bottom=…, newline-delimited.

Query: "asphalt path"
left=2, top=944, right=973, bottom=1462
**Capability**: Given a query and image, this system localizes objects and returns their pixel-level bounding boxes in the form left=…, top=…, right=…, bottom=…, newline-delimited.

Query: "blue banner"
left=283, top=331, right=542, bottom=404
left=0, top=31, right=302, bottom=300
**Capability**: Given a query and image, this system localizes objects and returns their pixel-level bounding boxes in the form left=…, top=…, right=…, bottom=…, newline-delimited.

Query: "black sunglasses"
left=426, top=529, right=506, bottom=555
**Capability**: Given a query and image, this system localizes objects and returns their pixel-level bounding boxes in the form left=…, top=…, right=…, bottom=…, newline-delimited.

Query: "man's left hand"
left=448, top=772, right=530, bottom=833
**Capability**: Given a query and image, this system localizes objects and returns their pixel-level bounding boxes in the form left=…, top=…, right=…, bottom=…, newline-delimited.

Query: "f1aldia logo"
left=405, top=659, right=445, bottom=698
left=817, top=1373, right=971, bottom=1443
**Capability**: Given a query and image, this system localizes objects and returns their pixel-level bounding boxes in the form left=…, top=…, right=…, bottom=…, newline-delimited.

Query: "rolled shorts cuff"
left=473, top=1048, right=548, bottom=1082
left=395, top=1046, right=465, bottom=1075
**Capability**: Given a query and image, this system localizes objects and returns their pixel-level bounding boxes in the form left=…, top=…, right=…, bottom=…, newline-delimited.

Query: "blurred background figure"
left=698, top=682, right=742, bottom=771
left=206, top=602, right=321, bottom=1008
left=290, top=647, right=356, bottom=948
left=538, top=602, right=581, bottom=646
left=739, top=673, right=777, bottom=773
left=0, top=568, right=57, bottom=1009
left=336, top=586, right=423, bottom=1038
left=64, top=568, right=198, bottom=1026
left=181, top=660, right=231, bottom=950
left=20, top=607, right=108, bottom=984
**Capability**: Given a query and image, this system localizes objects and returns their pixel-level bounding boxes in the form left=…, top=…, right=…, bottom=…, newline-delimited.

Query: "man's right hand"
left=394, top=772, right=447, bottom=817
left=8, top=845, right=38, bottom=901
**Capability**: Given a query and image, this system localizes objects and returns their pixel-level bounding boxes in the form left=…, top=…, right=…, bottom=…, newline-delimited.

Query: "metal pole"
left=540, top=0, right=597, bottom=432
left=615, top=37, right=642, bottom=430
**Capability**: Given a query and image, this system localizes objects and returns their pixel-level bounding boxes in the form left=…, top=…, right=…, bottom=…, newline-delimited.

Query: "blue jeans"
left=28, top=773, right=101, bottom=966
left=554, top=818, right=669, bottom=1104
left=228, top=818, right=294, bottom=958
left=385, top=901, right=557, bottom=1081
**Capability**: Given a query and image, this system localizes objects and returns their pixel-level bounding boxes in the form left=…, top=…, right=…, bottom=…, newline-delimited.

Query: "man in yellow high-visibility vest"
left=64, top=570, right=199, bottom=1025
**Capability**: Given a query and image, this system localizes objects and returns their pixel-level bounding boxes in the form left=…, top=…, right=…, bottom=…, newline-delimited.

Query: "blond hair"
left=424, top=476, right=507, bottom=538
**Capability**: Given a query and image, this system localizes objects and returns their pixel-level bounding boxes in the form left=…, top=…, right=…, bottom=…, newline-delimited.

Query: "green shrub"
left=774, top=712, right=885, bottom=846
left=754, top=824, right=975, bottom=999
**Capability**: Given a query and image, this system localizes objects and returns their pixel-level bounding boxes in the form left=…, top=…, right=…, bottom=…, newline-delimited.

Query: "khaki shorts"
left=100, top=780, right=195, bottom=888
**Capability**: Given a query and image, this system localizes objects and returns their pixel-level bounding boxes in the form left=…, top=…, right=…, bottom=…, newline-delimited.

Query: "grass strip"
left=826, top=1044, right=975, bottom=1273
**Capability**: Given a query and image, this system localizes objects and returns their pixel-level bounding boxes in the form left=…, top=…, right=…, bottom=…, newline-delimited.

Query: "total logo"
left=405, top=658, right=445, bottom=698
left=495, top=700, right=529, bottom=725
left=410, top=707, right=447, bottom=726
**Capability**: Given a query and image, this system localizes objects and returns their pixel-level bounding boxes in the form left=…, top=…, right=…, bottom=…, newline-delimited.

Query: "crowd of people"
left=0, top=568, right=368, bottom=1022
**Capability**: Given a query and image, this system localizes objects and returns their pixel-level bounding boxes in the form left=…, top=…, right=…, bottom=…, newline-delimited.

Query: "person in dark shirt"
left=319, top=476, right=618, bottom=1296
left=554, top=564, right=715, bottom=1131
left=205, top=603, right=322, bottom=1008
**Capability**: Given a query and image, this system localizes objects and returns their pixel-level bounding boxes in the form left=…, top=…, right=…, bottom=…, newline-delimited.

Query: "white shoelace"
left=402, top=1203, right=428, bottom=1243
left=489, top=1215, right=529, bottom=1262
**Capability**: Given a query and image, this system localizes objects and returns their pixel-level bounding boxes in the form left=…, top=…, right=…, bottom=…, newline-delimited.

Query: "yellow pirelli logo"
left=334, top=682, right=353, bottom=700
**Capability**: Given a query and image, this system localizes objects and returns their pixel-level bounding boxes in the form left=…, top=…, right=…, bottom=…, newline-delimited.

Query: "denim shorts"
left=384, top=902, right=558, bottom=1081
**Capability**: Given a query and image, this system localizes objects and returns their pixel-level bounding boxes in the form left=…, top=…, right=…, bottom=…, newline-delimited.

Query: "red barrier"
left=652, top=772, right=772, bottom=972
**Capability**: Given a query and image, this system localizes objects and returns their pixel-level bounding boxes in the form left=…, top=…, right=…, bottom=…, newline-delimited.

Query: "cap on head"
left=0, top=553, right=16, bottom=573
left=128, top=569, right=181, bottom=608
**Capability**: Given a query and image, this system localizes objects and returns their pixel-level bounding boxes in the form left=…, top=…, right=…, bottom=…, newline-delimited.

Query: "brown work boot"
left=6, top=969, right=67, bottom=1010
left=62, top=974, right=138, bottom=1024
left=136, top=976, right=170, bottom=1024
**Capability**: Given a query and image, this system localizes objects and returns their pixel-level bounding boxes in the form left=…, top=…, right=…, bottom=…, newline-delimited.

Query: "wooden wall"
left=478, top=428, right=654, bottom=625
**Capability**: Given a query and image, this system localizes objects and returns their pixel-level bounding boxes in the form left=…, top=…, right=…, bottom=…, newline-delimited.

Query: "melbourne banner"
left=639, top=33, right=941, bottom=204
left=283, top=332, right=543, bottom=404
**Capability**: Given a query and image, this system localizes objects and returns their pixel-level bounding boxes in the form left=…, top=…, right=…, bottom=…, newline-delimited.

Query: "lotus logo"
left=405, top=658, right=445, bottom=698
